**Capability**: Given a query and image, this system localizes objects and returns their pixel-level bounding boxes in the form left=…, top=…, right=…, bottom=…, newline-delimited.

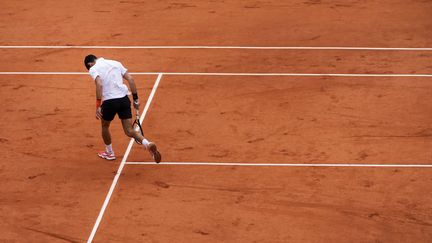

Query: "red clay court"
left=1, top=1, right=432, bottom=242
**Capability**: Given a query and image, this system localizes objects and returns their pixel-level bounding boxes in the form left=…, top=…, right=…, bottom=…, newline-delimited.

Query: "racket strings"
left=133, top=110, right=144, bottom=144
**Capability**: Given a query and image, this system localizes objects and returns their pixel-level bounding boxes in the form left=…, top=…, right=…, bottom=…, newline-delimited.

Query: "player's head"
left=84, top=54, right=98, bottom=70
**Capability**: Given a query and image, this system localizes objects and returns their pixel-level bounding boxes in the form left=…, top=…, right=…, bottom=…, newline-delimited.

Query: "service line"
left=87, top=73, right=163, bottom=243
left=126, top=162, right=432, bottom=168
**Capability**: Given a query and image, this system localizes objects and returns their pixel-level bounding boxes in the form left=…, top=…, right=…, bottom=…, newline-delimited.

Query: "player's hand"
left=133, top=99, right=140, bottom=110
left=96, top=107, right=103, bottom=119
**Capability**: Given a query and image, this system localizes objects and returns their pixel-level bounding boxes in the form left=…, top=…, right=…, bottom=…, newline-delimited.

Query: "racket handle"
left=135, top=108, right=140, bottom=121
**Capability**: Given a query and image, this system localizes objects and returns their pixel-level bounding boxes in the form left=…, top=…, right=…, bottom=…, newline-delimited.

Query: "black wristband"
left=132, top=93, right=138, bottom=100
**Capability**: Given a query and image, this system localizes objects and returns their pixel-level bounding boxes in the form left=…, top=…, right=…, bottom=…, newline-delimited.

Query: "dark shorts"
left=101, top=96, right=132, bottom=121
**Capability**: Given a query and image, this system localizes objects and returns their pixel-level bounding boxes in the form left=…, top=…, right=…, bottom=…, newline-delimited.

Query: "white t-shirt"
left=89, top=58, right=129, bottom=101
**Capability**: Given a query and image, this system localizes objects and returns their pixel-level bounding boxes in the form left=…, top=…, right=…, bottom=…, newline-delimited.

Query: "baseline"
left=87, top=73, right=163, bottom=243
left=1, top=45, right=432, bottom=51
left=0, top=72, right=431, bottom=77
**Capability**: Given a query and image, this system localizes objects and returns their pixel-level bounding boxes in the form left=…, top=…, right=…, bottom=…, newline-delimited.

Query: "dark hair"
left=84, top=54, right=97, bottom=70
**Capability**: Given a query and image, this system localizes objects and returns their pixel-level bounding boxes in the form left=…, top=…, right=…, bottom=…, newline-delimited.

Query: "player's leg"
left=120, top=117, right=161, bottom=163
left=101, top=119, right=112, bottom=145
left=121, top=118, right=145, bottom=142
left=98, top=100, right=117, bottom=160
left=117, top=95, right=146, bottom=143
left=120, top=118, right=158, bottom=151
left=118, top=96, right=161, bottom=163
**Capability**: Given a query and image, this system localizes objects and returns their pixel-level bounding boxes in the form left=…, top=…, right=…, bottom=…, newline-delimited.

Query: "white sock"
left=141, top=138, right=150, bottom=148
left=106, top=144, right=114, bottom=154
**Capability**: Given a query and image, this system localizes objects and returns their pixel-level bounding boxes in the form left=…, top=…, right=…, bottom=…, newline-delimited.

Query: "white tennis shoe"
left=98, top=151, right=116, bottom=161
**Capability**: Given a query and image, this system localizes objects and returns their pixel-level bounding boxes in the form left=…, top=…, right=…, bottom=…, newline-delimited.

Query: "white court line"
left=1, top=71, right=432, bottom=77
left=87, top=73, right=163, bottom=243
left=1, top=45, right=432, bottom=51
left=126, top=162, right=432, bottom=168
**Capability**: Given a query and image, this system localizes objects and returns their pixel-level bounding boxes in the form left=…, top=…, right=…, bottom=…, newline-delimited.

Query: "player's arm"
left=95, top=76, right=103, bottom=119
left=123, top=72, right=139, bottom=109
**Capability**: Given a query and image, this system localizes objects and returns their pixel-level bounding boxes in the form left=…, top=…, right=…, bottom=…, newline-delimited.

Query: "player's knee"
left=124, top=127, right=135, bottom=137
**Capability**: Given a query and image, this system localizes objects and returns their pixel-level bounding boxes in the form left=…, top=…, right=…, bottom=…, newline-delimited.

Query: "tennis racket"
left=133, top=108, right=144, bottom=144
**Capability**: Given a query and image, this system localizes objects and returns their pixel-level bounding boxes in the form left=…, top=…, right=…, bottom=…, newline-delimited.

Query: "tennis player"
left=84, top=54, right=161, bottom=163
